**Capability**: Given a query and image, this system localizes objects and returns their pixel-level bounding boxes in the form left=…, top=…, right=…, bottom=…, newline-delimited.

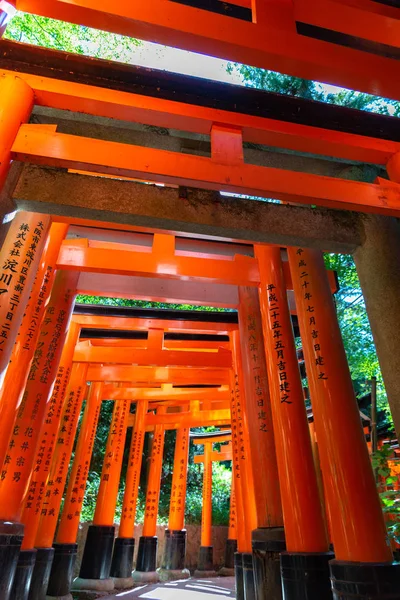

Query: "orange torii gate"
left=67, top=334, right=233, bottom=591
left=0, top=214, right=393, bottom=600
left=192, top=432, right=233, bottom=577
left=0, top=0, right=399, bottom=595
left=193, top=434, right=236, bottom=576
left=1, top=0, right=399, bottom=99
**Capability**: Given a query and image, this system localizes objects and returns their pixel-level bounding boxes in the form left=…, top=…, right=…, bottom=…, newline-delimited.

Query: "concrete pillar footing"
left=219, top=567, right=235, bottom=577
left=71, top=576, right=114, bottom=591
left=132, top=570, right=160, bottom=583
left=157, top=568, right=190, bottom=582
left=112, top=576, right=135, bottom=589
left=194, top=569, right=218, bottom=578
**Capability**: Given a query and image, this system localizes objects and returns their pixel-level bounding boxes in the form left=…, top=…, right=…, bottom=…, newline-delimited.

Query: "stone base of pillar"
left=0, top=520, right=24, bottom=600
left=135, top=536, right=158, bottom=573
left=132, top=570, right=160, bottom=583
left=252, top=527, right=286, bottom=600
left=11, top=548, right=37, bottom=600
left=161, top=529, right=187, bottom=571
left=157, top=568, right=191, bottom=582
left=242, top=552, right=256, bottom=600
left=281, top=551, right=334, bottom=599
left=79, top=525, right=115, bottom=580
left=219, top=567, right=235, bottom=576
left=112, top=576, right=135, bottom=589
left=29, top=547, right=55, bottom=600
left=224, top=538, right=237, bottom=570
left=71, top=577, right=114, bottom=592
left=195, top=545, right=215, bottom=575
left=234, top=552, right=244, bottom=600
left=110, top=537, right=135, bottom=579
left=47, top=543, right=78, bottom=598
left=330, top=560, right=400, bottom=599
left=194, top=569, right=217, bottom=578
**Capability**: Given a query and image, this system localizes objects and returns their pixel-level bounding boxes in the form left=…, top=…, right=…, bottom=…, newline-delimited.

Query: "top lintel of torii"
left=6, top=0, right=400, bottom=101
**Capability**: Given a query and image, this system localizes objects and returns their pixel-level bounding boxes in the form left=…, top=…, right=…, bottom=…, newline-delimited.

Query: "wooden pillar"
left=238, top=286, right=285, bottom=600
left=229, top=334, right=258, bottom=598
left=0, top=269, right=78, bottom=600
left=288, top=246, right=400, bottom=599
left=135, top=422, right=165, bottom=574
left=19, top=323, right=80, bottom=600
left=47, top=382, right=102, bottom=598
left=0, top=222, right=68, bottom=467
left=0, top=74, right=33, bottom=202
left=35, top=363, right=88, bottom=549
left=0, top=211, right=51, bottom=386
left=161, top=427, right=190, bottom=574
left=110, top=399, right=148, bottom=583
left=223, top=480, right=238, bottom=571
left=256, top=244, right=331, bottom=599
left=195, top=441, right=215, bottom=575
left=78, top=397, right=130, bottom=588
left=20, top=322, right=81, bottom=551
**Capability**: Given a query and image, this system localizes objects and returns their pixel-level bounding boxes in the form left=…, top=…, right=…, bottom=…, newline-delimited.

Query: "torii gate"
left=193, top=432, right=236, bottom=576
left=0, top=3, right=398, bottom=592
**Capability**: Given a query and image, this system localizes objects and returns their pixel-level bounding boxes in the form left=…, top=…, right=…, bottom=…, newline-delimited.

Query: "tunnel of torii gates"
left=1, top=1, right=400, bottom=600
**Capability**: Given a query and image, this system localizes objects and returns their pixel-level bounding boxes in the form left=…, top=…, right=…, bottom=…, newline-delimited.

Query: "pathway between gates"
left=101, top=577, right=236, bottom=600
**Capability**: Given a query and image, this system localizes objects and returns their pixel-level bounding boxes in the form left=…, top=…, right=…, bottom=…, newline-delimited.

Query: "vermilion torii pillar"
left=0, top=222, right=68, bottom=469
left=238, top=286, right=285, bottom=600
left=224, top=480, right=237, bottom=574
left=134, top=417, right=166, bottom=581
left=256, top=244, right=331, bottom=599
left=0, top=75, right=33, bottom=221
left=159, top=427, right=190, bottom=580
left=230, top=331, right=258, bottom=600
left=195, top=438, right=237, bottom=576
left=0, top=211, right=51, bottom=387
left=32, top=362, right=88, bottom=596
left=195, top=440, right=214, bottom=576
left=288, top=247, right=400, bottom=599
left=110, top=399, right=148, bottom=588
left=19, top=321, right=81, bottom=600
left=75, top=396, right=130, bottom=593
left=46, top=382, right=103, bottom=599
left=0, top=268, right=78, bottom=600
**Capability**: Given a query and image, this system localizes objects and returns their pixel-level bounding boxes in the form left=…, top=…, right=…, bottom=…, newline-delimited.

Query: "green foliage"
left=227, top=64, right=400, bottom=116
left=76, top=295, right=228, bottom=312
left=5, top=12, right=141, bottom=60
left=372, top=446, right=400, bottom=544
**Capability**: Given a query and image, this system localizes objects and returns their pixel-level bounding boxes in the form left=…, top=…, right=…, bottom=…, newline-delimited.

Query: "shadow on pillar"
left=158, top=529, right=190, bottom=581
left=194, top=545, right=216, bottom=578
left=252, top=527, right=285, bottom=600
left=28, top=547, right=54, bottom=600
left=234, top=552, right=244, bottom=600
left=330, top=560, right=400, bottom=599
left=11, top=549, right=36, bottom=600
left=219, top=538, right=237, bottom=576
left=0, top=521, right=24, bottom=600
left=72, top=525, right=115, bottom=593
left=110, top=537, right=135, bottom=589
left=281, top=551, right=334, bottom=600
left=132, top=536, right=160, bottom=583
left=46, top=543, right=77, bottom=599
